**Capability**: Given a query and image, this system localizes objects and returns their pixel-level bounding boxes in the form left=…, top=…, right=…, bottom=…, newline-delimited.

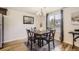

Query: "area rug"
left=26, top=40, right=61, bottom=51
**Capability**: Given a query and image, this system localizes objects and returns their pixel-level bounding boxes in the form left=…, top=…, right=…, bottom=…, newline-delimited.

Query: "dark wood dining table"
left=34, top=30, right=55, bottom=47
left=34, top=30, right=49, bottom=35
left=33, top=30, right=50, bottom=47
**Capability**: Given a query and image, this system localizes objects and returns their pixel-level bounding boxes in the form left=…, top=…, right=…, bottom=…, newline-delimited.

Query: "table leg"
left=42, top=39, right=43, bottom=46
left=40, top=40, right=41, bottom=47
left=39, top=39, right=41, bottom=47
left=38, top=39, right=40, bottom=47
left=31, top=40, right=32, bottom=50
left=72, top=34, right=75, bottom=49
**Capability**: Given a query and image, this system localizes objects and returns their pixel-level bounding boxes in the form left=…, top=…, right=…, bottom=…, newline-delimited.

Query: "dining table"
left=33, top=29, right=56, bottom=47
left=33, top=30, right=50, bottom=47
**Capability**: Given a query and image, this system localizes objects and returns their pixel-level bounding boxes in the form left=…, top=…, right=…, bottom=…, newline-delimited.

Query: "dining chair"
left=34, top=33, right=42, bottom=47
left=26, top=29, right=35, bottom=50
left=26, top=29, right=31, bottom=46
left=49, top=30, right=55, bottom=48
left=42, top=30, right=56, bottom=51
left=30, top=31, right=35, bottom=50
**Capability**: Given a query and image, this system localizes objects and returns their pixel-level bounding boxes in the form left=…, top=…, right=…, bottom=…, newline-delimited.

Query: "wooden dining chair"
left=34, top=33, right=42, bottom=47
left=49, top=30, right=55, bottom=48
left=42, top=30, right=56, bottom=51
left=26, top=29, right=35, bottom=50
left=26, top=29, right=31, bottom=46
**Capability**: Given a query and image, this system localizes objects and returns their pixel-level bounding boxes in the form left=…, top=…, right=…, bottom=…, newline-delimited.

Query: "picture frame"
left=23, top=16, right=34, bottom=24
left=71, top=11, right=79, bottom=25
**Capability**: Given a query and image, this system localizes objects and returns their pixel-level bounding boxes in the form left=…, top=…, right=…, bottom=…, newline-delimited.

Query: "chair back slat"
left=50, top=30, right=55, bottom=37
left=26, top=29, right=31, bottom=38
left=26, top=29, right=35, bottom=41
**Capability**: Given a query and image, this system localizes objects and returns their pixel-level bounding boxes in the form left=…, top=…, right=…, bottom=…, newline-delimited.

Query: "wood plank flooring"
left=0, top=40, right=29, bottom=51
left=0, top=39, right=79, bottom=51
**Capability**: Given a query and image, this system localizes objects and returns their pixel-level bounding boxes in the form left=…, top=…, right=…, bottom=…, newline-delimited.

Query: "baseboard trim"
left=4, top=38, right=27, bottom=43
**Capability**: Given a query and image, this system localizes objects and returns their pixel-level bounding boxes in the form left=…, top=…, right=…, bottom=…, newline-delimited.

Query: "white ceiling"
left=7, top=7, right=62, bottom=14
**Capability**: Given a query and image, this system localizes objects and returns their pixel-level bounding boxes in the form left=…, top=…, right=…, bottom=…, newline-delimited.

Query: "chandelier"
left=36, top=7, right=46, bottom=16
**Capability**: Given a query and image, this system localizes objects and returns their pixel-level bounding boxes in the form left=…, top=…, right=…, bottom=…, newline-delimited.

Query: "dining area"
left=25, top=8, right=63, bottom=51
left=1, top=7, right=79, bottom=51
left=26, top=28, right=56, bottom=51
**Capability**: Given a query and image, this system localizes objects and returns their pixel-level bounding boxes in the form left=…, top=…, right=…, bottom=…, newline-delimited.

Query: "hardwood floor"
left=0, top=39, right=79, bottom=51
left=0, top=40, right=29, bottom=51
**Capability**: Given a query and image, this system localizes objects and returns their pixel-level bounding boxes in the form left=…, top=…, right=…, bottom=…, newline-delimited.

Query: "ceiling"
left=7, top=7, right=62, bottom=15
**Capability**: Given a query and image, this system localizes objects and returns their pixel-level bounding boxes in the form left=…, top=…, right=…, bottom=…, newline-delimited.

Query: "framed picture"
left=71, top=11, right=79, bottom=25
left=23, top=16, right=34, bottom=24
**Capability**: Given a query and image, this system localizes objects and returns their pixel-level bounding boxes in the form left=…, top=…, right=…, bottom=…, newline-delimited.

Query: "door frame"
left=60, top=10, right=64, bottom=42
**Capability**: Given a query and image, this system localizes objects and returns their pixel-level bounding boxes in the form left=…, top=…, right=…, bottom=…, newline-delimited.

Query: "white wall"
left=4, top=9, right=37, bottom=42
left=63, top=7, right=79, bottom=47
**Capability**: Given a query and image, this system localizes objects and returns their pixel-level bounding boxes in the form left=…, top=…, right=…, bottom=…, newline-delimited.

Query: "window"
left=47, top=11, right=61, bottom=32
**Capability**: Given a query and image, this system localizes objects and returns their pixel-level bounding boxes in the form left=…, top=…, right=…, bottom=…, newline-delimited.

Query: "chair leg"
left=27, top=40, right=29, bottom=46
left=34, top=39, right=36, bottom=43
left=38, top=39, right=40, bottom=47
left=48, top=42, right=50, bottom=51
left=31, top=40, right=32, bottom=50
left=37, top=39, right=42, bottom=47
left=53, top=39, right=55, bottom=48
